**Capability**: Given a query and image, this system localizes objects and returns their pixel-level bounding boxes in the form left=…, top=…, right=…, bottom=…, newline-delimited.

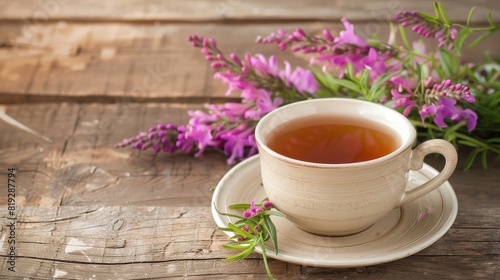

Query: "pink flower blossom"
left=419, top=98, right=477, bottom=131
left=391, top=88, right=418, bottom=117
left=335, top=18, right=368, bottom=47
left=247, top=54, right=279, bottom=76
left=219, top=124, right=256, bottom=164
left=360, top=48, right=387, bottom=79
left=176, top=124, right=215, bottom=156
left=279, top=62, right=319, bottom=94
left=263, top=201, right=272, bottom=209
left=214, top=72, right=251, bottom=96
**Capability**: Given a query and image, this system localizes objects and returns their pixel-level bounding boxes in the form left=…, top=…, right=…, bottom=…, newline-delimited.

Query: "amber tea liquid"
left=267, top=116, right=398, bottom=164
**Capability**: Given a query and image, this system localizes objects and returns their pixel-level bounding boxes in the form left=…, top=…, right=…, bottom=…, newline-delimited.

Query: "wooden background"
left=0, top=0, right=499, bottom=279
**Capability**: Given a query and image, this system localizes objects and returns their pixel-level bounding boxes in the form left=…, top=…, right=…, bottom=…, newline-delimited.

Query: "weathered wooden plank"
left=0, top=206, right=498, bottom=279
left=1, top=22, right=499, bottom=101
left=299, top=256, right=499, bottom=279
left=0, top=206, right=287, bottom=279
left=1, top=256, right=497, bottom=279
left=1, top=103, right=499, bottom=210
left=0, top=103, right=232, bottom=207
left=0, top=0, right=498, bottom=22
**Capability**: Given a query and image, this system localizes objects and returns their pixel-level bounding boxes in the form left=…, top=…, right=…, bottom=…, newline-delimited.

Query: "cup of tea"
left=255, top=98, right=457, bottom=236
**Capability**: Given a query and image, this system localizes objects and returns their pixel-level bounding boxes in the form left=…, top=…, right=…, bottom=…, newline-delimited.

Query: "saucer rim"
left=211, top=155, right=458, bottom=268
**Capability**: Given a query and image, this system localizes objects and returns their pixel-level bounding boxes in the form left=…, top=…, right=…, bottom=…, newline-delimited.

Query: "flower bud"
left=322, top=30, right=335, bottom=42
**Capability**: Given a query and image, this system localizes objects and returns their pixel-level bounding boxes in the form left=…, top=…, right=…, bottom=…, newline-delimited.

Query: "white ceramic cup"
left=255, top=98, right=458, bottom=236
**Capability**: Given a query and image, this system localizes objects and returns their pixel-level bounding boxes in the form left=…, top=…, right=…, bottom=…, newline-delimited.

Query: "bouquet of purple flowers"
left=117, top=3, right=499, bottom=170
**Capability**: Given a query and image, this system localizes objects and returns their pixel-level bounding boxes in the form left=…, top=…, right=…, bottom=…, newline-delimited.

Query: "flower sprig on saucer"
left=215, top=199, right=285, bottom=280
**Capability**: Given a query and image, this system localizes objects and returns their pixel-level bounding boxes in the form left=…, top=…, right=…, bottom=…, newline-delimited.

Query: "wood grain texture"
left=0, top=0, right=499, bottom=279
left=0, top=103, right=499, bottom=278
left=0, top=103, right=231, bottom=207
left=0, top=206, right=498, bottom=279
left=1, top=103, right=499, bottom=208
left=1, top=22, right=499, bottom=102
left=0, top=0, right=498, bottom=22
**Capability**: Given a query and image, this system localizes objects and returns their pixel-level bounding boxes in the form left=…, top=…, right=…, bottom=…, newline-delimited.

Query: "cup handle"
left=399, top=139, right=458, bottom=206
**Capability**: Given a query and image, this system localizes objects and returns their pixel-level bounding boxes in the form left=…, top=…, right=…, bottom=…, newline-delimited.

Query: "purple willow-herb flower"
left=242, top=200, right=265, bottom=218
left=391, top=88, right=418, bottom=117
left=279, top=62, right=319, bottom=95
left=118, top=36, right=316, bottom=163
left=262, top=200, right=272, bottom=209
left=246, top=54, right=279, bottom=76
left=190, top=35, right=318, bottom=98
left=425, top=79, right=475, bottom=103
left=255, top=28, right=330, bottom=52
left=219, top=125, right=257, bottom=165
left=395, top=11, right=458, bottom=49
left=243, top=210, right=253, bottom=219
left=213, top=72, right=250, bottom=96
left=176, top=123, right=215, bottom=156
left=310, top=19, right=395, bottom=75
left=115, top=124, right=180, bottom=153
left=242, top=88, right=284, bottom=119
left=391, top=77, right=478, bottom=131
left=336, top=18, right=369, bottom=47
left=419, top=98, right=477, bottom=131
left=360, top=48, right=388, bottom=80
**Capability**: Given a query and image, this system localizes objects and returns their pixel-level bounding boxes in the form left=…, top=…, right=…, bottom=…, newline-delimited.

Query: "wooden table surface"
left=1, top=1, right=499, bottom=279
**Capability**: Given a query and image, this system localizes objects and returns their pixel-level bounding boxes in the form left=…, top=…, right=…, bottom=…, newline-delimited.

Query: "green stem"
left=456, top=133, right=500, bottom=154
left=489, top=69, right=500, bottom=83
left=259, top=238, right=274, bottom=280
left=409, top=119, right=500, bottom=154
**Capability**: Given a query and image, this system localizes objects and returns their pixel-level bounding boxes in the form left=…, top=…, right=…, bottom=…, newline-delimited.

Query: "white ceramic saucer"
left=211, top=155, right=458, bottom=268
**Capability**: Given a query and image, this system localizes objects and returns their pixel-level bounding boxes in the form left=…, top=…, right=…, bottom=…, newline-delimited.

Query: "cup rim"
left=255, top=98, right=416, bottom=168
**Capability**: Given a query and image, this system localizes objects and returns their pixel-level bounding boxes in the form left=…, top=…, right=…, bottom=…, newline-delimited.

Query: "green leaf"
left=223, top=242, right=253, bottom=250
left=259, top=238, right=274, bottom=280
left=430, top=55, right=445, bottom=78
left=398, top=24, right=412, bottom=49
left=457, top=140, right=480, bottom=148
left=311, top=68, right=342, bottom=96
left=228, top=203, right=251, bottom=209
left=330, top=78, right=361, bottom=94
left=427, top=126, right=436, bottom=139
left=486, top=138, right=500, bottom=144
left=481, top=150, right=488, bottom=170
left=225, top=245, right=255, bottom=261
left=437, top=49, right=454, bottom=77
left=359, top=70, right=370, bottom=96
left=346, top=64, right=355, bottom=80
left=415, top=63, right=426, bottom=95
left=466, top=6, right=476, bottom=27
left=433, top=2, right=440, bottom=20
left=464, top=67, right=480, bottom=83
left=217, top=227, right=233, bottom=232
left=228, top=223, right=254, bottom=239
left=310, top=68, right=329, bottom=87
left=214, top=204, right=245, bottom=220
left=437, top=2, right=452, bottom=26
left=454, top=28, right=472, bottom=52
left=468, top=30, right=498, bottom=48
left=416, top=62, right=423, bottom=82
left=315, top=88, right=336, bottom=98
left=418, top=12, right=443, bottom=25
left=487, top=11, right=498, bottom=28
left=264, top=210, right=286, bottom=217
left=263, top=216, right=279, bottom=255
left=463, top=149, right=479, bottom=171
left=368, top=72, right=396, bottom=101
